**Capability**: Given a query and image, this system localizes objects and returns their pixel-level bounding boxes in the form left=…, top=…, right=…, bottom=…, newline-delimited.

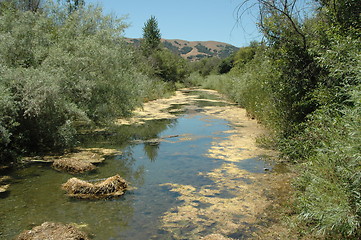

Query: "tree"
left=66, top=0, right=84, bottom=13
left=236, top=0, right=322, bottom=133
left=0, top=0, right=42, bottom=12
left=141, top=16, right=161, bottom=55
left=150, top=49, right=189, bottom=82
left=317, top=0, right=361, bottom=32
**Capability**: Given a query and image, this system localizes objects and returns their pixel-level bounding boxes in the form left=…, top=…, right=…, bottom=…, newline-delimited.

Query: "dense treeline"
left=0, top=0, right=188, bottom=163
left=189, top=0, right=360, bottom=238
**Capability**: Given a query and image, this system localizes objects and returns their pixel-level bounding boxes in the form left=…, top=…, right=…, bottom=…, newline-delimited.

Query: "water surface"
left=0, top=91, right=271, bottom=240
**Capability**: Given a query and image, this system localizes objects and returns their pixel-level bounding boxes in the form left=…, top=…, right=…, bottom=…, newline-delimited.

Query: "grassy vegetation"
left=0, top=1, right=187, bottom=164
left=187, top=0, right=361, bottom=238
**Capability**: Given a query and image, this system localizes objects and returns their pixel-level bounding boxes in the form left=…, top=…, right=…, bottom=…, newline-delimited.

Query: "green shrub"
left=184, top=72, right=204, bottom=87
left=0, top=66, right=82, bottom=153
left=201, top=74, right=233, bottom=93
left=189, top=57, right=222, bottom=77
left=149, top=49, right=189, bottom=82
left=180, top=46, right=192, bottom=54
left=163, top=41, right=180, bottom=54
left=0, top=79, right=18, bottom=162
left=0, top=3, right=172, bottom=162
left=294, top=86, right=361, bottom=237
left=218, top=56, right=234, bottom=74
left=194, top=43, right=213, bottom=55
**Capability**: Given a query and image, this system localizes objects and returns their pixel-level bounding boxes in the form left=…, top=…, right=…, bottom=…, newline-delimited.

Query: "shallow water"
left=0, top=91, right=272, bottom=240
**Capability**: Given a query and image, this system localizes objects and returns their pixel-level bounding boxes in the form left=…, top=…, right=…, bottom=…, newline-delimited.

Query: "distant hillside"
left=126, top=38, right=239, bottom=61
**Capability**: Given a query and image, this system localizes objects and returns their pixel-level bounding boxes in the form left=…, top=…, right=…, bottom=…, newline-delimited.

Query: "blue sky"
left=86, top=0, right=262, bottom=47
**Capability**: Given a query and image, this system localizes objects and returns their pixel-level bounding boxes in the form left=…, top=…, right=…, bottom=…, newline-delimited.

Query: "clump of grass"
left=62, top=174, right=128, bottom=199
left=15, top=222, right=90, bottom=240
left=52, top=159, right=96, bottom=174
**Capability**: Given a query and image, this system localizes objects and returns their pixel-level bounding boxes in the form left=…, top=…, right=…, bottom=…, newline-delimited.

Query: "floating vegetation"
left=62, top=174, right=128, bottom=199
left=15, top=222, right=90, bottom=240
left=23, top=148, right=121, bottom=163
left=22, top=148, right=121, bottom=174
left=158, top=93, right=293, bottom=239
left=50, top=150, right=106, bottom=174
left=52, top=159, right=96, bottom=174
left=116, top=88, right=225, bottom=125
left=0, top=176, right=11, bottom=193
left=202, top=234, right=233, bottom=240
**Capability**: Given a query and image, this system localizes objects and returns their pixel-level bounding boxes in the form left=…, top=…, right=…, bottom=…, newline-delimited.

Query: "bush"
left=180, top=46, right=193, bottom=54
left=200, top=74, right=233, bottom=93
left=294, top=86, right=361, bottom=237
left=0, top=3, right=171, bottom=162
left=194, top=43, right=213, bottom=55
left=0, top=79, right=18, bottom=162
left=148, top=49, right=189, bottom=82
left=189, top=57, right=222, bottom=77
left=1, top=66, right=81, bottom=152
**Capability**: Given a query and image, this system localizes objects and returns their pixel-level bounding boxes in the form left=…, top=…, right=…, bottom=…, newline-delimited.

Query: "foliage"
left=163, top=40, right=179, bottom=54
left=194, top=43, right=213, bottom=55
left=294, top=86, right=361, bottom=237
left=233, top=46, right=256, bottom=66
left=0, top=0, right=42, bottom=12
left=217, top=44, right=241, bottom=58
left=139, top=16, right=189, bottom=83
left=149, top=49, right=189, bottom=82
left=66, top=0, right=85, bottom=13
left=218, top=56, right=234, bottom=74
left=0, top=3, right=171, bottom=163
left=317, top=0, right=361, bottom=32
left=185, top=72, right=233, bottom=93
left=189, top=57, right=222, bottom=77
left=141, top=15, right=161, bottom=56
left=180, top=46, right=192, bottom=54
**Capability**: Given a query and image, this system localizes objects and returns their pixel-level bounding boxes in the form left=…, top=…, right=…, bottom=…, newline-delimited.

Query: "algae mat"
left=151, top=89, right=294, bottom=239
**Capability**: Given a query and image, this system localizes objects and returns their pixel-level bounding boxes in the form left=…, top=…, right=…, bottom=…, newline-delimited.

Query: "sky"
left=85, top=0, right=263, bottom=47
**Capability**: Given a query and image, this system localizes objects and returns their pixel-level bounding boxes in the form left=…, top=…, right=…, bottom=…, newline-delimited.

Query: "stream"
left=0, top=89, right=281, bottom=240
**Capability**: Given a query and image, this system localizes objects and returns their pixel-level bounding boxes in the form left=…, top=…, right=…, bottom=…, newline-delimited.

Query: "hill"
left=126, top=38, right=239, bottom=61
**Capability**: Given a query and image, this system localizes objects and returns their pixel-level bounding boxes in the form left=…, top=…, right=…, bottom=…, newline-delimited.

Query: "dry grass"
left=0, top=175, right=11, bottom=193
left=202, top=234, right=233, bottom=240
left=0, top=184, right=10, bottom=193
left=62, top=174, right=128, bottom=199
left=15, top=222, right=89, bottom=240
left=23, top=148, right=120, bottom=174
left=52, top=159, right=96, bottom=174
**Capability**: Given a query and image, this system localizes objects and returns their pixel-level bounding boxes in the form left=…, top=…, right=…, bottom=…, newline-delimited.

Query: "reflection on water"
left=78, top=118, right=178, bottom=149
left=0, top=91, right=273, bottom=240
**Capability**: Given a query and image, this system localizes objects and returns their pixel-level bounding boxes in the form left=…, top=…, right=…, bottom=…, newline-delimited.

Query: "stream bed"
left=0, top=90, right=277, bottom=240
